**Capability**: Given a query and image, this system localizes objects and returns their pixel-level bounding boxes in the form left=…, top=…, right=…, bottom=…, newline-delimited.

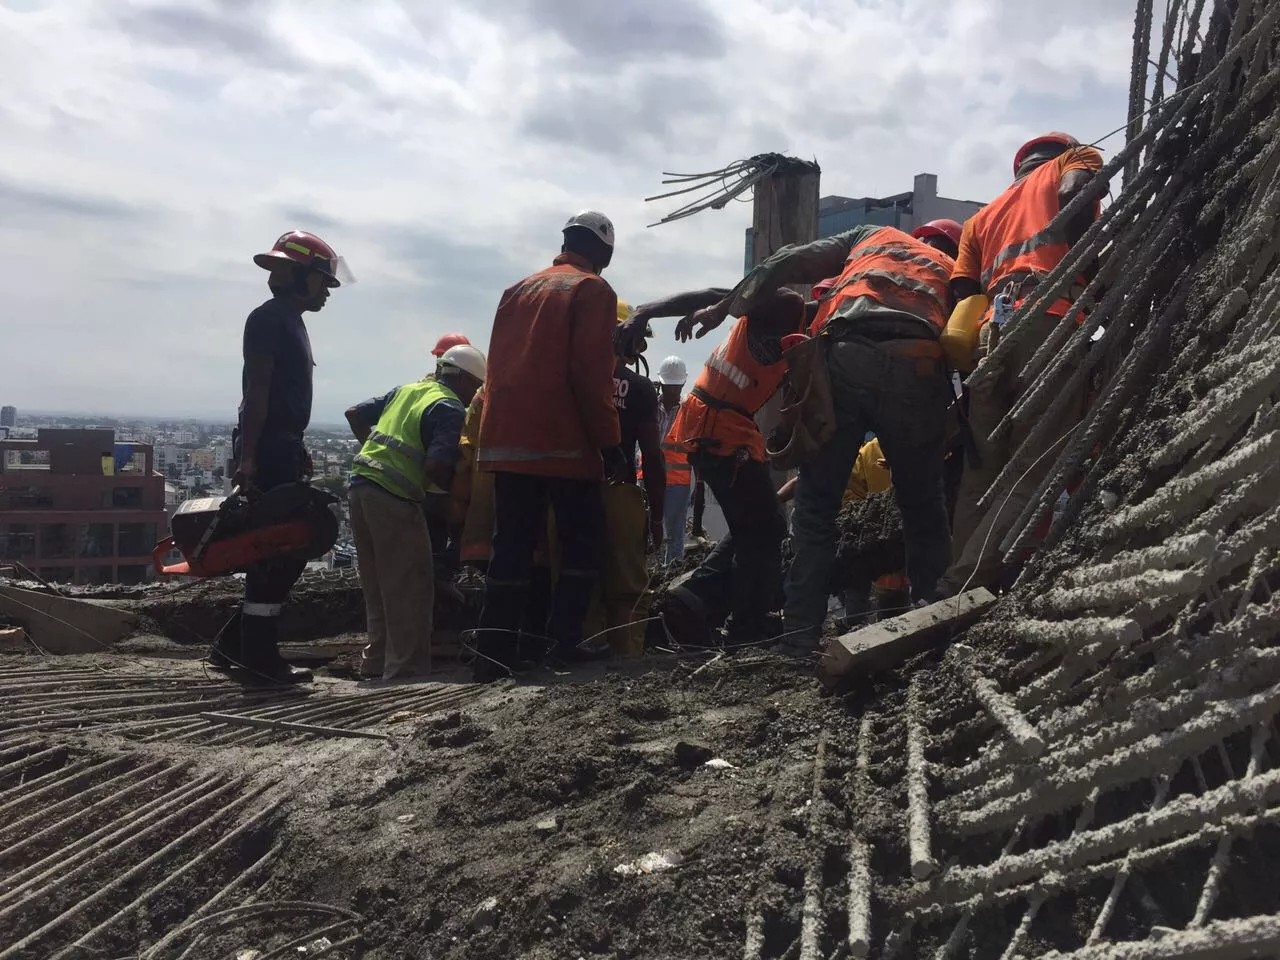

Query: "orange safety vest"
left=667, top=313, right=787, bottom=462
left=811, top=226, right=953, bottom=335
left=637, top=426, right=693, bottom=487
left=968, top=154, right=1098, bottom=319
left=661, top=433, right=693, bottom=486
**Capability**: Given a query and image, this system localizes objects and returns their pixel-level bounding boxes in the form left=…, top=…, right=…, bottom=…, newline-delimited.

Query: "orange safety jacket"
left=811, top=226, right=953, bottom=336
left=667, top=314, right=787, bottom=462
left=962, top=150, right=1101, bottom=321
left=478, top=253, right=621, bottom=479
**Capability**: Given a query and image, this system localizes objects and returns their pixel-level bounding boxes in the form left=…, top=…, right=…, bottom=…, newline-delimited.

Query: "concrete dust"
left=257, top=661, right=833, bottom=958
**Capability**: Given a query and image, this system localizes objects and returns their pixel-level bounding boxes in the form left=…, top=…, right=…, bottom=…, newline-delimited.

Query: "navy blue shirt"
left=240, top=296, right=314, bottom=439
left=612, top=367, right=660, bottom=485
left=349, top=381, right=465, bottom=499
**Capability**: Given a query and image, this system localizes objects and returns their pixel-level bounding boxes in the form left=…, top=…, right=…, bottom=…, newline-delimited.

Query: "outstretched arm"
left=678, top=226, right=878, bottom=341
left=615, top=288, right=730, bottom=357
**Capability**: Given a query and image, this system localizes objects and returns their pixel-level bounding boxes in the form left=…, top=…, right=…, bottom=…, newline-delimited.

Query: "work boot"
left=237, top=612, right=312, bottom=685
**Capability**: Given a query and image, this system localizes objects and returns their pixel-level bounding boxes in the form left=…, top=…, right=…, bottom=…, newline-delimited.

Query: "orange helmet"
left=253, top=230, right=354, bottom=287
left=432, top=332, right=472, bottom=357
left=1013, top=132, right=1079, bottom=177
left=912, top=219, right=963, bottom=247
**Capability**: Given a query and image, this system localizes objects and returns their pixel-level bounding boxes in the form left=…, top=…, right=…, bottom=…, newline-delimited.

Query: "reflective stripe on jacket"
left=667, top=313, right=786, bottom=462
left=814, top=226, right=953, bottom=335
left=352, top=378, right=460, bottom=500
left=966, top=149, right=1101, bottom=319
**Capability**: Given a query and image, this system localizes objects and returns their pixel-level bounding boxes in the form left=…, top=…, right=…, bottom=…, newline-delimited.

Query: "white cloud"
left=0, top=0, right=1139, bottom=422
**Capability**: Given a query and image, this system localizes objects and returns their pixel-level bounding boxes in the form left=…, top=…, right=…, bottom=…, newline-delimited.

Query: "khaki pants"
left=350, top=482, right=435, bottom=679
left=941, top=311, right=1085, bottom=594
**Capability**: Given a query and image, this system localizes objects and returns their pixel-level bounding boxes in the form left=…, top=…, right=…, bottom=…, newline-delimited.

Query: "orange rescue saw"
left=152, top=483, right=340, bottom=577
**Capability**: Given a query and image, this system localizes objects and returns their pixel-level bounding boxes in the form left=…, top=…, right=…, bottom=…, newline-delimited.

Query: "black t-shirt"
left=239, top=296, right=315, bottom=439
left=612, top=367, right=660, bottom=484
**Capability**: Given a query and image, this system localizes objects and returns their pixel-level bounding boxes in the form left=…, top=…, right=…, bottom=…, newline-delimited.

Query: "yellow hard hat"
left=617, top=299, right=633, bottom=322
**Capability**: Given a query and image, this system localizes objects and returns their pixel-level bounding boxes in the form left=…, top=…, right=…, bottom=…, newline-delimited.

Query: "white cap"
left=655, top=356, right=688, bottom=386
left=563, top=210, right=615, bottom=248
left=437, top=344, right=486, bottom=382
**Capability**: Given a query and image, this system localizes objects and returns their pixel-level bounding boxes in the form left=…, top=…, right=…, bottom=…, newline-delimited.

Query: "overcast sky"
left=1, top=0, right=1138, bottom=424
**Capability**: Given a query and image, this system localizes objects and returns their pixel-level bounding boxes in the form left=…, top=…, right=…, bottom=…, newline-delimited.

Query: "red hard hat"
left=811, top=276, right=838, bottom=299
left=912, top=219, right=963, bottom=247
left=432, top=332, right=472, bottom=357
left=1013, top=132, right=1079, bottom=176
left=253, top=230, right=353, bottom=287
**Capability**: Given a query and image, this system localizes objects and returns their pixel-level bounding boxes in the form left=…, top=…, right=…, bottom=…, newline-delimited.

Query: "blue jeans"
left=662, top=481, right=691, bottom=565
left=784, top=336, right=951, bottom=641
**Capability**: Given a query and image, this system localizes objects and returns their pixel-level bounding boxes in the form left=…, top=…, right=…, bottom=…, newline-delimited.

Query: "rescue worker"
left=623, top=287, right=803, bottom=644
left=345, top=345, right=485, bottom=680
left=423, top=334, right=472, bottom=575
left=681, top=222, right=959, bottom=649
left=217, top=230, right=352, bottom=684
left=590, top=306, right=665, bottom=656
left=655, top=356, right=693, bottom=565
left=911, top=219, right=963, bottom=259
left=940, top=133, right=1104, bottom=595
left=474, top=211, right=623, bottom=680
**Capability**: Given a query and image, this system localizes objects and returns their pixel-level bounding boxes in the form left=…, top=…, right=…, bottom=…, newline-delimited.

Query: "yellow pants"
left=549, top=483, right=650, bottom=657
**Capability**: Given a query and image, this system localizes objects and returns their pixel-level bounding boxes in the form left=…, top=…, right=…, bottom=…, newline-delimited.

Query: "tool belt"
left=765, top=334, right=837, bottom=471
left=690, top=386, right=755, bottom=420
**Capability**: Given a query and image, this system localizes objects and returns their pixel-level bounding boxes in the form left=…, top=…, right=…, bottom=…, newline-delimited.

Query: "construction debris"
left=819, top=588, right=995, bottom=686
left=0, top=584, right=136, bottom=654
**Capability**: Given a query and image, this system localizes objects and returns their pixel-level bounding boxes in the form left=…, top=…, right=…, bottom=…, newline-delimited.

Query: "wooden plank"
left=819, top=588, right=997, bottom=688
left=0, top=585, right=136, bottom=655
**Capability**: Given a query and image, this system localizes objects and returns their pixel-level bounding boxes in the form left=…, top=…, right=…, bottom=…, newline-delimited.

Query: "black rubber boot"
left=238, top=613, right=312, bottom=685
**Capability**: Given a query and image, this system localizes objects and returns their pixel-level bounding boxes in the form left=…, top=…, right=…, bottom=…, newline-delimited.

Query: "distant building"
left=0, top=406, right=15, bottom=428
left=0, top=428, right=167, bottom=585
left=744, top=173, right=985, bottom=272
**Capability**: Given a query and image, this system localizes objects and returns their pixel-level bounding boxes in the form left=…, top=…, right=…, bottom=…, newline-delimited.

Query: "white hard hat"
left=655, top=355, right=688, bottom=386
left=438, top=344, right=486, bottom=382
left=563, top=210, right=615, bottom=248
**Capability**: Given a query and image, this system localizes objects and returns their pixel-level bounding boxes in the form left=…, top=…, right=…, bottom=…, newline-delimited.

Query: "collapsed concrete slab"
left=0, top=585, right=136, bottom=654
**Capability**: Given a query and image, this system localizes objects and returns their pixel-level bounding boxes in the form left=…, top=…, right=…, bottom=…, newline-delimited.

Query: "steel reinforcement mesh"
left=749, top=2, right=1280, bottom=957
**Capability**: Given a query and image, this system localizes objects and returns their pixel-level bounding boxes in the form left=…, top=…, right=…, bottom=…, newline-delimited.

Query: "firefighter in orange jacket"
left=680, top=223, right=959, bottom=649
left=474, top=211, right=623, bottom=679
left=619, top=286, right=805, bottom=644
left=940, top=132, right=1105, bottom=595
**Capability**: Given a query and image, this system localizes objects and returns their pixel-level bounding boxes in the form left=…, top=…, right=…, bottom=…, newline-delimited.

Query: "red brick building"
left=0, top=429, right=168, bottom=585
